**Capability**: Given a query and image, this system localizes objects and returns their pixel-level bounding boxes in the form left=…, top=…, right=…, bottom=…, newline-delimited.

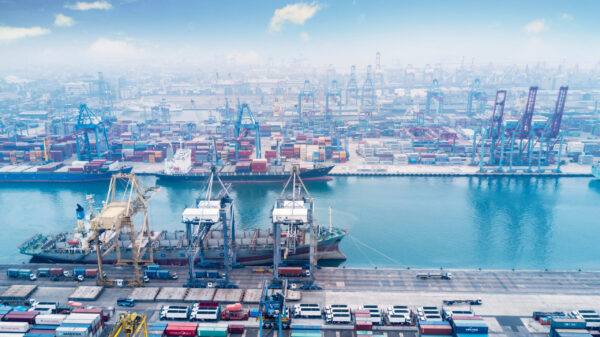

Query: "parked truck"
left=278, top=267, right=310, bottom=277
left=416, top=272, right=452, bottom=280
left=443, top=298, right=482, bottom=306
left=220, top=303, right=249, bottom=321
left=37, top=268, right=70, bottom=281
left=72, top=268, right=99, bottom=282
left=144, top=267, right=178, bottom=282
left=7, top=269, right=36, bottom=281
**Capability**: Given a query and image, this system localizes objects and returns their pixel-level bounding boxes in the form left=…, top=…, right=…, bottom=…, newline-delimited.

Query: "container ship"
left=20, top=227, right=346, bottom=266
left=0, top=160, right=132, bottom=183
left=156, top=149, right=334, bottom=183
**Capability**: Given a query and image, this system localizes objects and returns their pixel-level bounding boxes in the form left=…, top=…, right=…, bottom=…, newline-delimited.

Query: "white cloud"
left=54, top=14, right=75, bottom=27
left=65, top=1, right=112, bottom=10
left=226, top=51, right=260, bottom=65
left=524, top=19, right=548, bottom=34
left=561, top=13, right=573, bottom=21
left=89, top=38, right=143, bottom=58
left=269, top=2, right=321, bottom=33
left=300, top=32, right=310, bottom=41
left=0, top=26, right=50, bottom=41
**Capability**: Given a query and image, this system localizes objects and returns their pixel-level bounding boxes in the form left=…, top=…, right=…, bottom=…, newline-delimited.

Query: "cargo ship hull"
left=0, top=166, right=133, bottom=183
left=21, top=229, right=347, bottom=266
left=155, top=165, right=334, bottom=183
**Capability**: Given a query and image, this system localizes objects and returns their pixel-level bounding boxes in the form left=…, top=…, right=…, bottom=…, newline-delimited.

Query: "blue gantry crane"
left=346, top=65, right=359, bottom=105
left=75, top=104, right=111, bottom=161
left=426, top=79, right=444, bottom=116
left=297, top=80, right=315, bottom=121
left=361, top=65, right=376, bottom=112
left=271, top=166, right=320, bottom=290
left=466, top=78, right=486, bottom=116
left=325, top=79, right=342, bottom=118
left=259, top=279, right=291, bottom=337
left=234, top=103, right=261, bottom=162
left=182, top=166, right=238, bottom=288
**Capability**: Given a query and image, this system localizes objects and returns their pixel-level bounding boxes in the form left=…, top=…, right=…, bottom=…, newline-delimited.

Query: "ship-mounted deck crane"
left=534, top=86, right=568, bottom=173
left=507, top=86, right=538, bottom=172
left=234, top=103, right=261, bottom=162
left=259, top=279, right=291, bottom=337
left=298, top=80, right=315, bottom=123
left=108, top=313, right=147, bottom=337
left=183, top=166, right=238, bottom=289
left=90, top=173, right=160, bottom=287
left=75, top=104, right=111, bottom=161
left=467, top=78, right=486, bottom=116
left=426, top=79, right=444, bottom=116
left=271, top=166, right=320, bottom=290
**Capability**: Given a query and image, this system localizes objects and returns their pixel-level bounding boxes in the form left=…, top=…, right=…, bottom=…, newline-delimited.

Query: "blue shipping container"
left=551, top=319, right=587, bottom=329
left=419, top=321, right=451, bottom=326
left=292, top=326, right=322, bottom=331
left=453, top=321, right=488, bottom=334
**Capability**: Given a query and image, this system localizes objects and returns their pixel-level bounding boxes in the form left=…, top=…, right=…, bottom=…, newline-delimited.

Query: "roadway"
left=2, top=264, right=600, bottom=295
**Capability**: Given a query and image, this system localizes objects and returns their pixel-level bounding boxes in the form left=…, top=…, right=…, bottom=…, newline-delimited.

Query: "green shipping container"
left=197, top=328, right=227, bottom=337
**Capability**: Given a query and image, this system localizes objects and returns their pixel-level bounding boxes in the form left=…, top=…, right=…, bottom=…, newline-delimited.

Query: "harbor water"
left=2, top=176, right=600, bottom=270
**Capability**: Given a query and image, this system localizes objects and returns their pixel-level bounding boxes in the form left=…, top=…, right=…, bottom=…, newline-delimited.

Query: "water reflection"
left=467, top=177, right=556, bottom=268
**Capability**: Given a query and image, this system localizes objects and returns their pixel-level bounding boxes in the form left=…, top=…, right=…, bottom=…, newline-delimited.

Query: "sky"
left=0, top=0, right=599, bottom=72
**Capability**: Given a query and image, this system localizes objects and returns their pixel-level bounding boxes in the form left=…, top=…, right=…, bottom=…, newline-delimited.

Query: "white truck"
left=293, top=305, right=322, bottom=319
left=160, top=306, right=190, bottom=320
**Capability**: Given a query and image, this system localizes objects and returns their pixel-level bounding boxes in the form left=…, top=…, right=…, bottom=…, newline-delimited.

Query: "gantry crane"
left=426, top=79, right=444, bottom=116
left=534, top=86, right=568, bottom=172
left=259, top=279, right=290, bottom=337
left=375, top=51, right=384, bottom=86
left=471, top=90, right=506, bottom=170
left=271, top=166, right=320, bottom=290
left=90, top=173, right=160, bottom=287
left=507, top=86, right=538, bottom=172
left=298, top=80, right=315, bottom=122
left=346, top=65, right=359, bottom=105
left=75, top=104, right=111, bottom=161
left=183, top=166, right=238, bottom=288
left=234, top=103, right=261, bottom=162
left=108, top=313, right=147, bottom=337
left=325, top=79, right=342, bottom=118
left=361, top=65, right=376, bottom=113
left=466, top=78, right=486, bottom=116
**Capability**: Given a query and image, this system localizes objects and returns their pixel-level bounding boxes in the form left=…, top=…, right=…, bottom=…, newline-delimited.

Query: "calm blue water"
left=3, top=176, right=600, bottom=270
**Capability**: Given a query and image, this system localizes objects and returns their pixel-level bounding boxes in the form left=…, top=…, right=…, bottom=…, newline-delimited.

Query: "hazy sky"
left=0, top=0, right=598, bottom=72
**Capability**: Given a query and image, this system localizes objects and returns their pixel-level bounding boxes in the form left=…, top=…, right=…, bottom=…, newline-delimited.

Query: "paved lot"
left=2, top=264, right=598, bottom=336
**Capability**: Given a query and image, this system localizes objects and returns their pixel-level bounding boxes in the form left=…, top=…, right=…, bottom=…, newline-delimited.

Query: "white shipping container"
left=35, top=314, right=68, bottom=325
left=568, top=142, right=584, bottom=153
left=0, top=334, right=25, bottom=337
left=0, top=322, right=29, bottom=333
left=56, top=326, right=90, bottom=337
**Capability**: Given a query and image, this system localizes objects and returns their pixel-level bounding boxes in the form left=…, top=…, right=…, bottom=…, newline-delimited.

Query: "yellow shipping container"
left=340, top=151, right=346, bottom=159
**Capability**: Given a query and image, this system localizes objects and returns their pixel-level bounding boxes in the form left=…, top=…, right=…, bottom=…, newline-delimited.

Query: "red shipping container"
left=355, top=322, right=372, bottom=331
left=419, top=324, right=452, bottom=335
left=228, top=325, right=244, bottom=334
left=165, top=323, right=197, bottom=337
left=85, top=269, right=99, bottom=277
